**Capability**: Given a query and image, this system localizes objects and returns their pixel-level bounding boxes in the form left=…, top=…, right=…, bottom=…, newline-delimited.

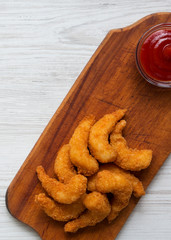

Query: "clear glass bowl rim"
left=135, top=22, right=171, bottom=88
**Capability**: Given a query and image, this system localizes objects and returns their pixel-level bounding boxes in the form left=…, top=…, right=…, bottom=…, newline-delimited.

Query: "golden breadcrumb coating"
left=54, top=144, right=76, bottom=183
left=89, top=109, right=127, bottom=163
left=35, top=111, right=152, bottom=232
left=88, top=163, right=145, bottom=197
left=110, top=120, right=152, bottom=171
left=69, top=115, right=99, bottom=176
left=36, top=166, right=87, bottom=204
left=64, top=192, right=111, bottom=232
left=96, top=170, right=132, bottom=222
left=35, top=193, right=85, bottom=221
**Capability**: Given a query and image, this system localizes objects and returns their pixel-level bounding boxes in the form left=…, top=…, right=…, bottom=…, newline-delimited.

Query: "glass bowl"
left=136, top=23, right=171, bottom=88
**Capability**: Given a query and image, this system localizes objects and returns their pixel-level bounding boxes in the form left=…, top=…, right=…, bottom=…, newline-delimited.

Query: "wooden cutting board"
left=6, top=12, right=171, bottom=240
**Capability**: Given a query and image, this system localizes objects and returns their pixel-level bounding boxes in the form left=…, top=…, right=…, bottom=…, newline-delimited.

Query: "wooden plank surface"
left=1, top=1, right=171, bottom=240
left=5, top=12, right=171, bottom=240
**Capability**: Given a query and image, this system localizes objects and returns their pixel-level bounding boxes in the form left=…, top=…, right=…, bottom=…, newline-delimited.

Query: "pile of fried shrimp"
left=35, top=109, right=153, bottom=233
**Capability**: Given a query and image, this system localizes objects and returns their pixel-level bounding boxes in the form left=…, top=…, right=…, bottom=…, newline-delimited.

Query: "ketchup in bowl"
left=136, top=23, right=171, bottom=88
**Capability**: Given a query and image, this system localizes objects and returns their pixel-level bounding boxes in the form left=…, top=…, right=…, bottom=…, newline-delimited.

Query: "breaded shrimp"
left=89, top=109, right=127, bottom=163
left=35, top=193, right=85, bottom=222
left=96, top=170, right=132, bottom=222
left=69, top=115, right=99, bottom=176
left=36, top=166, right=87, bottom=204
left=54, top=144, right=76, bottom=183
left=87, top=164, right=145, bottom=198
left=104, top=164, right=145, bottom=197
left=110, top=120, right=152, bottom=171
left=64, top=192, right=111, bottom=232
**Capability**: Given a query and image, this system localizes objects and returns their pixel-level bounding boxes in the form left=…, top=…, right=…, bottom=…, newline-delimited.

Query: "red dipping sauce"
left=136, top=23, right=171, bottom=88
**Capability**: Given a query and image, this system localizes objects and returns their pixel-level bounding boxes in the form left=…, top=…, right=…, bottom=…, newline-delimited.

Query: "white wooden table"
left=0, top=1, right=171, bottom=239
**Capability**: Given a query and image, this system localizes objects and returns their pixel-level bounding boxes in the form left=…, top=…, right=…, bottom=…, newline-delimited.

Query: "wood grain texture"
left=5, top=12, right=171, bottom=240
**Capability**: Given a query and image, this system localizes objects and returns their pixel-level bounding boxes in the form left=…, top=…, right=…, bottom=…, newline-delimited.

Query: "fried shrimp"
left=35, top=110, right=152, bottom=233
left=89, top=109, right=127, bottom=163
left=107, top=165, right=145, bottom=198
left=95, top=170, right=132, bottom=222
left=110, top=120, right=152, bottom=171
left=64, top=192, right=111, bottom=232
left=54, top=144, right=76, bottom=183
left=69, top=115, right=99, bottom=176
left=35, top=193, right=85, bottom=222
left=36, top=166, right=87, bottom=204
left=87, top=164, right=145, bottom=198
